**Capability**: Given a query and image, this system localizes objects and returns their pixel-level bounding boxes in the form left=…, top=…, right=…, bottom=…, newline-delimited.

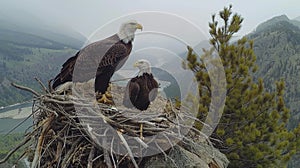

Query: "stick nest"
left=0, top=79, right=229, bottom=168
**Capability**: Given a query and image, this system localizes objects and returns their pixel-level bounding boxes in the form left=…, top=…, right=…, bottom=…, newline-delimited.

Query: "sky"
left=0, top=0, right=299, bottom=39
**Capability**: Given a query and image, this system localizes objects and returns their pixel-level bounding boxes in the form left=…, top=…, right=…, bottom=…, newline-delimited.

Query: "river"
left=0, top=102, right=33, bottom=134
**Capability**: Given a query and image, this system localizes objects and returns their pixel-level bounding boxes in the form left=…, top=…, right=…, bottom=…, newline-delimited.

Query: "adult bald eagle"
left=123, top=59, right=159, bottom=111
left=52, top=21, right=143, bottom=103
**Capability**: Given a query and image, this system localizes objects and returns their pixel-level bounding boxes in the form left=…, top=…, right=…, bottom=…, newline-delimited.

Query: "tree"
left=185, top=5, right=300, bottom=168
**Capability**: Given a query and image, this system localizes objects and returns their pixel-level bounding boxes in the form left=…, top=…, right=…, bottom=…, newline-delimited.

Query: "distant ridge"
left=294, top=16, right=300, bottom=21
left=255, top=15, right=289, bottom=32
left=248, top=14, right=300, bottom=129
left=0, top=10, right=86, bottom=49
left=248, top=14, right=300, bottom=167
left=254, top=15, right=300, bottom=33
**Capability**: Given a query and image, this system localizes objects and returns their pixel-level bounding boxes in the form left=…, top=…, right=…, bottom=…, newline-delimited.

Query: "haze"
left=1, top=0, right=299, bottom=38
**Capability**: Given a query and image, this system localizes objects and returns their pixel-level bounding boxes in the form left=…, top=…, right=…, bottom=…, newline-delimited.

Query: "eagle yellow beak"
left=133, top=62, right=139, bottom=67
left=136, top=23, right=143, bottom=31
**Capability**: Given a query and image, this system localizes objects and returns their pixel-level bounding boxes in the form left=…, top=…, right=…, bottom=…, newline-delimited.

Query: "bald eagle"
left=52, top=21, right=143, bottom=103
left=123, top=59, right=159, bottom=111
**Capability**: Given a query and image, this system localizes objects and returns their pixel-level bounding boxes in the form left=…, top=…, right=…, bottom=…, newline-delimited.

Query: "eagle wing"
left=129, top=81, right=140, bottom=104
left=123, top=79, right=140, bottom=108
left=72, top=34, right=123, bottom=83
left=52, top=52, right=79, bottom=89
left=94, top=42, right=132, bottom=93
left=95, top=42, right=130, bottom=76
left=52, top=34, right=122, bottom=89
left=147, top=74, right=159, bottom=102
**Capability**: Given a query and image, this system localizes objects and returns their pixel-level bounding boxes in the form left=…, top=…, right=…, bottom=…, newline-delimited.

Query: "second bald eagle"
left=123, top=60, right=159, bottom=111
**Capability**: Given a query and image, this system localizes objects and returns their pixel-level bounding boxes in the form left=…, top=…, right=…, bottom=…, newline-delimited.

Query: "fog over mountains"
left=0, top=11, right=86, bottom=49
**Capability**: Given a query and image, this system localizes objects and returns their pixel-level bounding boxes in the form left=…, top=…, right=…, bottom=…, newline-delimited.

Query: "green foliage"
left=247, top=16, right=300, bottom=129
left=0, top=133, right=27, bottom=167
left=247, top=15, right=300, bottom=168
left=0, top=42, right=76, bottom=107
left=185, top=5, right=300, bottom=168
left=0, top=27, right=81, bottom=107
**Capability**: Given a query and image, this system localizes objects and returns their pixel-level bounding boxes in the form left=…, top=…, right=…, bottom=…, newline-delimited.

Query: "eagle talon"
left=104, top=91, right=113, bottom=99
left=105, top=83, right=113, bottom=98
left=97, top=94, right=113, bottom=104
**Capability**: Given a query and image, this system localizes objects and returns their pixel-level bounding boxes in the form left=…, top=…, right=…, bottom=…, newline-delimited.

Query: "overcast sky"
left=1, top=0, right=299, bottom=38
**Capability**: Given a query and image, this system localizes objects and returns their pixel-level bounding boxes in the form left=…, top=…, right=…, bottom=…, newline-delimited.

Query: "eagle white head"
left=118, top=20, right=143, bottom=44
left=134, top=59, right=151, bottom=76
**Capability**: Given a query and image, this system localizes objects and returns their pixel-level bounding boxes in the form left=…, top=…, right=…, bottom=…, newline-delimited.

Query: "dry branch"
left=1, top=80, right=229, bottom=168
left=11, top=82, right=40, bottom=97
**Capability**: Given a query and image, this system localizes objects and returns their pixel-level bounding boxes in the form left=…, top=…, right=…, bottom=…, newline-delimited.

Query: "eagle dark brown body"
left=52, top=34, right=132, bottom=95
left=123, top=73, right=159, bottom=111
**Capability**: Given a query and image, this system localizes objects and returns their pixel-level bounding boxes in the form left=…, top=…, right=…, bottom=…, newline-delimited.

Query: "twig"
left=92, top=154, right=103, bottom=162
left=31, top=114, right=55, bottom=168
left=103, top=137, right=113, bottom=168
left=110, top=137, right=117, bottom=168
left=61, top=137, right=83, bottom=167
left=155, top=141, right=179, bottom=168
left=117, top=131, right=139, bottom=168
left=87, top=146, right=95, bottom=168
left=11, top=82, right=40, bottom=96
left=55, top=141, right=63, bottom=167
left=133, top=137, right=148, bottom=148
left=35, top=104, right=58, bottom=117
left=35, top=77, right=50, bottom=94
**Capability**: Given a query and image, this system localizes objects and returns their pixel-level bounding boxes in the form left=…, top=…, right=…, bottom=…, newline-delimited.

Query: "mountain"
left=0, top=29, right=80, bottom=107
left=294, top=16, right=300, bottom=22
left=0, top=10, right=86, bottom=49
left=255, top=15, right=289, bottom=32
left=255, top=15, right=300, bottom=32
left=0, top=9, right=89, bottom=106
left=248, top=15, right=300, bottom=123
left=247, top=15, right=300, bottom=167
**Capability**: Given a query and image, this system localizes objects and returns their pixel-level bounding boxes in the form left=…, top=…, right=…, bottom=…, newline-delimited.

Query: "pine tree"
left=185, top=5, right=300, bottom=168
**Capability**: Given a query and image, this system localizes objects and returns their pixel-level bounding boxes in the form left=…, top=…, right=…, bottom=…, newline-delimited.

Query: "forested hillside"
left=0, top=133, right=26, bottom=167
left=247, top=15, right=300, bottom=167
left=0, top=28, right=80, bottom=106
left=248, top=15, right=300, bottom=128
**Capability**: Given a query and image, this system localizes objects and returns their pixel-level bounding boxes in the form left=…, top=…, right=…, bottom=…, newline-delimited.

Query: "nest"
left=0, top=79, right=229, bottom=168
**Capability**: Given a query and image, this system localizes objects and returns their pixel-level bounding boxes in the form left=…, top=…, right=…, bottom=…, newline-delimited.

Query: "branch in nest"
left=31, top=114, right=55, bottom=168
left=11, top=82, right=40, bottom=97
left=34, top=77, right=50, bottom=94
left=35, top=104, right=58, bottom=117
left=102, top=137, right=113, bottom=168
left=117, top=131, right=138, bottom=168
left=60, top=137, right=84, bottom=167
left=87, top=146, right=95, bottom=168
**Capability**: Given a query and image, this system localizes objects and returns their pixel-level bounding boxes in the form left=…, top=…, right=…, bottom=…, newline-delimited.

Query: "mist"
left=1, top=0, right=299, bottom=38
